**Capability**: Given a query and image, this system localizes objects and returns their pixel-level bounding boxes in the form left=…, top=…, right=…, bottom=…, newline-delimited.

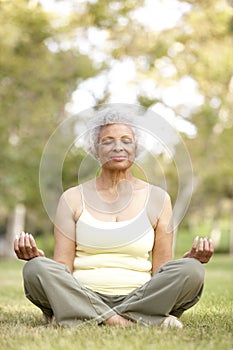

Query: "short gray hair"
left=87, top=107, right=141, bottom=158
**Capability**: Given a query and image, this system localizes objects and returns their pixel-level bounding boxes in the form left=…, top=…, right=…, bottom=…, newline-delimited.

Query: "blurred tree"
left=1, top=0, right=232, bottom=251
left=0, top=0, right=98, bottom=234
left=0, top=0, right=145, bottom=238
left=135, top=0, right=233, bottom=248
left=173, top=0, right=233, bottom=210
left=128, top=0, right=233, bottom=221
left=175, top=1, right=233, bottom=249
left=60, top=0, right=233, bottom=251
left=86, top=0, right=232, bottom=246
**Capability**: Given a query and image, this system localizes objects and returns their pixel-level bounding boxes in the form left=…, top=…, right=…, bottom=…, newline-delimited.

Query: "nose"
left=113, top=139, right=124, bottom=151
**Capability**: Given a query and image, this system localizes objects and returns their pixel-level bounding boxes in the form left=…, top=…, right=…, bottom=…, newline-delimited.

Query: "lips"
left=110, top=156, right=127, bottom=161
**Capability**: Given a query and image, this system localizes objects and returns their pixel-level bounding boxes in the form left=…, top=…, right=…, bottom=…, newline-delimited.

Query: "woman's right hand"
left=14, top=231, right=45, bottom=261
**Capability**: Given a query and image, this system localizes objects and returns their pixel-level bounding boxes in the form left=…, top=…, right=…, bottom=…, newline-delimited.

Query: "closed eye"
left=101, top=139, right=114, bottom=145
left=99, top=138, right=134, bottom=146
left=121, top=138, right=133, bottom=144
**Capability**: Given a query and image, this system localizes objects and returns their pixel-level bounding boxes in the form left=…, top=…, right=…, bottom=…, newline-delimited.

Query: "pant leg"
left=23, top=257, right=116, bottom=326
left=114, top=258, right=205, bottom=326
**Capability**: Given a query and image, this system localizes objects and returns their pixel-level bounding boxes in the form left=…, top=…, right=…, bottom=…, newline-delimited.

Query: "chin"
left=103, top=159, right=133, bottom=170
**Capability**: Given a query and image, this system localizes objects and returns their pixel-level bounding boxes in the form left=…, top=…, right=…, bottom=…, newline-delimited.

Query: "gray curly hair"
left=87, top=107, right=141, bottom=159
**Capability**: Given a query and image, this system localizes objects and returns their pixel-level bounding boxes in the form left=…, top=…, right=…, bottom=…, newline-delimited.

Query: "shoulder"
left=60, top=185, right=81, bottom=202
left=146, top=185, right=172, bottom=226
left=58, top=186, right=83, bottom=215
left=58, top=185, right=83, bottom=220
left=135, top=179, right=169, bottom=198
left=149, top=184, right=171, bottom=204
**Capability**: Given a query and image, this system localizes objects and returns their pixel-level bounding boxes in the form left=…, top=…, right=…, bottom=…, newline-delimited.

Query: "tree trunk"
left=3, top=204, right=26, bottom=258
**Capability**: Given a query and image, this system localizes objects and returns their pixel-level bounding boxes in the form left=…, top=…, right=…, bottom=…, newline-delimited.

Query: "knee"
left=179, top=258, right=205, bottom=285
left=23, top=257, right=49, bottom=283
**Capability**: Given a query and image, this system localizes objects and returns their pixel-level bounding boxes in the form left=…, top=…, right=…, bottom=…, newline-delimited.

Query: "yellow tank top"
left=73, top=185, right=154, bottom=295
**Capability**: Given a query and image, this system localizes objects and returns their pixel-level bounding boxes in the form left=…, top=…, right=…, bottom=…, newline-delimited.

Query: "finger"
left=38, top=249, right=45, bottom=257
left=18, top=232, right=31, bottom=259
left=14, top=235, right=19, bottom=252
left=190, top=236, right=199, bottom=253
left=209, top=238, right=214, bottom=253
left=193, top=236, right=199, bottom=247
left=203, top=237, right=209, bottom=251
left=18, top=231, right=26, bottom=249
left=25, top=233, right=31, bottom=249
left=29, top=234, right=40, bottom=256
left=29, top=234, right=36, bottom=247
left=25, top=233, right=37, bottom=259
left=205, top=238, right=214, bottom=259
left=14, top=235, right=24, bottom=259
left=198, top=238, right=204, bottom=252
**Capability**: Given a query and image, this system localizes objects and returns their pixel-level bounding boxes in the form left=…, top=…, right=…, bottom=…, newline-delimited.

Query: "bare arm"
left=53, top=189, right=81, bottom=272
left=14, top=187, right=81, bottom=270
left=151, top=192, right=173, bottom=274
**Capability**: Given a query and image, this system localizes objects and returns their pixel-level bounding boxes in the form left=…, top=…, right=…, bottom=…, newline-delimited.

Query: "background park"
left=0, top=0, right=232, bottom=349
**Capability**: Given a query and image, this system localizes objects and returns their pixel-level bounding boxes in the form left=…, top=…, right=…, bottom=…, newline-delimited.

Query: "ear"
left=95, top=146, right=100, bottom=160
left=134, top=142, right=139, bottom=158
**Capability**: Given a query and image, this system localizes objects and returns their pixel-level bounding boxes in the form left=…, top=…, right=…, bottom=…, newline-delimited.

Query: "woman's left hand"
left=183, top=236, right=214, bottom=264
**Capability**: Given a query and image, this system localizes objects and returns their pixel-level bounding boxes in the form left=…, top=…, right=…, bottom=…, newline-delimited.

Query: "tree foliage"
left=0, top=0, right=232, bottom=235
left=176, top=0, right=233, bottom=208
left=0, top=0, right=99, bottom=230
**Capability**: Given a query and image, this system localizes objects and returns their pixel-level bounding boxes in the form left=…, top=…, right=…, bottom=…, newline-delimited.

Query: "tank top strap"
left=79, top=184, right=86, bottom=210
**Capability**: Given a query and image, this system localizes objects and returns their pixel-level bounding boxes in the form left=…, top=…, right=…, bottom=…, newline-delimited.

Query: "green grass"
left=0, top=254, right=232, bottom=350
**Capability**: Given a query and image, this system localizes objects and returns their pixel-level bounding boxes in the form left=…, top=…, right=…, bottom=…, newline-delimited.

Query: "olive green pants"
left=23, top=257, right=205, bottom=327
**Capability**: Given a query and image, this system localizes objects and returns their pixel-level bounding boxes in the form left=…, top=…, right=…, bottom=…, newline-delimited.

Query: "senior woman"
left=14, top=109, right=214, bottom=328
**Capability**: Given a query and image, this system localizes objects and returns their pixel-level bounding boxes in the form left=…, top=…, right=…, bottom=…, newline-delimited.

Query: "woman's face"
left=97, top=123, right=136, bottom=170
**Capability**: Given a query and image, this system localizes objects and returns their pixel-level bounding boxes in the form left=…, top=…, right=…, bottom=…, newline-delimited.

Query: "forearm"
left=151, top=253, right=173, bottom=274
left=53, top=252, right=75, bottom=273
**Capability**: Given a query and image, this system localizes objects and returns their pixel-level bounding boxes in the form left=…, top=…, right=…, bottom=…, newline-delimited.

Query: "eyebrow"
left=100, top=134, right=134, bottom=140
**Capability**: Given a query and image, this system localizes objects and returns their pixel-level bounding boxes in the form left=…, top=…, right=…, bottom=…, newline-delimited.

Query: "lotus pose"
left=14, top=109, right=214, bottom=328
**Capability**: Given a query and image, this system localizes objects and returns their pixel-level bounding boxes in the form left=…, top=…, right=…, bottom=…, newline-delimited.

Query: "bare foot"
left=104, top=314, right=134, bottom=327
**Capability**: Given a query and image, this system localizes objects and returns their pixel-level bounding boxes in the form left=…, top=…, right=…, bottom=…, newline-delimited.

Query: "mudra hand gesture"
left=183, top=236, right=214, bottom=264
left=14, top=231, right=44, bottom=261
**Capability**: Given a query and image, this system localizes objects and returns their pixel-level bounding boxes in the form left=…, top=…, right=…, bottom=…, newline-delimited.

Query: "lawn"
left=0, top=254, right=232, bottom=350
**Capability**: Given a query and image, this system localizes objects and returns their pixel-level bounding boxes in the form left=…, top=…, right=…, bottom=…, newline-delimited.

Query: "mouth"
left=110, top=156, right=127, bottom=161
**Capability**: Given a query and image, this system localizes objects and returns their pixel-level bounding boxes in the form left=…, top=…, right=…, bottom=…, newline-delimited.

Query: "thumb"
left=38, top=249, right=45, bottom=257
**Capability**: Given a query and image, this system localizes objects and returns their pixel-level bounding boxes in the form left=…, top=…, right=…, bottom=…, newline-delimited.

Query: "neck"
left=97, top=169, right=135, bottom=192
